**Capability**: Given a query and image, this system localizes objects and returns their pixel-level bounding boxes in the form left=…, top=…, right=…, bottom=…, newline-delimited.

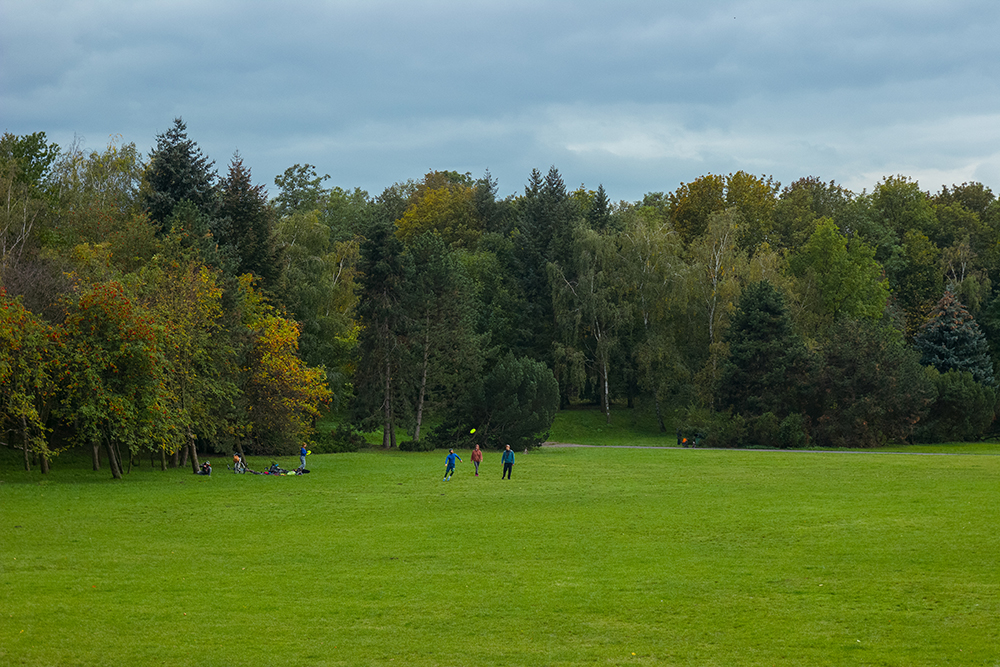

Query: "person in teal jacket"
left=501, top=444, right=514, bottom=479
left=443, top=449, right=461, bottom=481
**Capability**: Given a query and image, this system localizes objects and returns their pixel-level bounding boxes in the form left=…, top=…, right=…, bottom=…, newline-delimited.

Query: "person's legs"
left=474, top=461, right=480, bottom=475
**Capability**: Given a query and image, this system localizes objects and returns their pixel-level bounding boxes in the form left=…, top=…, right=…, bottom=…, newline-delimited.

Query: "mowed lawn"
left=2, top=446, right=999, bottom=666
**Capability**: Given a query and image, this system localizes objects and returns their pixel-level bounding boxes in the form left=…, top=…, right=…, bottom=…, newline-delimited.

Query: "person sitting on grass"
left=443, top=449, right=461, bottom=481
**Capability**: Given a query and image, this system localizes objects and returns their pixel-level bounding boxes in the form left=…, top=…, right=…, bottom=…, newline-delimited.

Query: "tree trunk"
left=413, top=331, right=431, bottom=443
left=601, top=357, right=611, bottom=425
left=105, top=440, right=122, bottom=480
left=170, top=448, right=179, bottom=468
left=40, top=452, right=50, bottom=474
left=654, top=391, right=666, bottom=433
left=188, top=432, right=199, bottom=472
left=92, top=440, right=101, bottom=471
left=179, top=445, right=188, bottom=468
left=382, top=360, right=394, bottom=448
left=20, top=414, right=31, bottom=471
left=160, top=447, right=167, bottom=471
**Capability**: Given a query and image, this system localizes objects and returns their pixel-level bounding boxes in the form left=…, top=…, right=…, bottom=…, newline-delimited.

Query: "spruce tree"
left=143, top=118, right=217, bottom=229
left=914, top=291, right=994, bottom=385
left=217, top=154, right=278, bottom=287
left=351, top=217, right=412, bottom=447
left=717, top=280, right=817, bottom=419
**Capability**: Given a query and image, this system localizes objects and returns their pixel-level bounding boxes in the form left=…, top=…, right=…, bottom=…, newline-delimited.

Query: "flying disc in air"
left=470, top=428, right=476, bottom=434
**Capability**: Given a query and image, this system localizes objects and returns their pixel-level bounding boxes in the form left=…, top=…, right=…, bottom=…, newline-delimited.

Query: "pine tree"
left=914, top=291, right=994, bottom=385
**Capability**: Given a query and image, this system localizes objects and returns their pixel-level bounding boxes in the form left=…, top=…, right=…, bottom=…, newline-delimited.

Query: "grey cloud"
left=2, top=0, right=1000, bottom=201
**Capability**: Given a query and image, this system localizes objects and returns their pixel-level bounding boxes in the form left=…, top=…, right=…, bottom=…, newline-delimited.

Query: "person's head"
left=474, top=444, right=480, bottom=450
left=505, top=445, right=511, bottom=450
left=449, top=449, right=454, bottom=454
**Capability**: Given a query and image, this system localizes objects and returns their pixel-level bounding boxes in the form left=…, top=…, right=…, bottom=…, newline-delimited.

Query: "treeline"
left=3, top=120, right=1000, bottom=474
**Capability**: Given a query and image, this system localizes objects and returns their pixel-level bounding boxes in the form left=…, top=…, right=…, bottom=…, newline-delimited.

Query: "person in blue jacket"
left=501, top=444, right=514, bottom=479
left=443, top=449, right=462, bottom=481
left=300, top=445, right=307, bottom=469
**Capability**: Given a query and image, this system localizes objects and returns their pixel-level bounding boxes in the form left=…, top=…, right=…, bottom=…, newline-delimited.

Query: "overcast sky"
left=3, top=1, right=999, bottom=202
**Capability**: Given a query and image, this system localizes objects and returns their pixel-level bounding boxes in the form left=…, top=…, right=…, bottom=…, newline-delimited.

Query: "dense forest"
left=3, top=119, right=999, bottom=475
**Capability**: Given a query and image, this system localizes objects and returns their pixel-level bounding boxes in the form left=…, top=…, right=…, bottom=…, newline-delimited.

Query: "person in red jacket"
left=471, top=444, right=483, bottom=476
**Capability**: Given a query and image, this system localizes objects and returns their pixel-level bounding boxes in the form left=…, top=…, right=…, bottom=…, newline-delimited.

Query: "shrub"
left=310, top=423, right=366, bottom=453
left=749, top=412, right=781, bottom=448
left=398, top=437, right=436, bottom=452
left=914, top=369, right=997, bottom=442
left=778, top=413, right=810, bottom=449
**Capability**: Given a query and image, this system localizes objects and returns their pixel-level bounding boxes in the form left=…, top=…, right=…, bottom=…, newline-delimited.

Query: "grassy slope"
left=2, top=441, right=998, bottom=666
left=552, top=404, right=1000, bottom=454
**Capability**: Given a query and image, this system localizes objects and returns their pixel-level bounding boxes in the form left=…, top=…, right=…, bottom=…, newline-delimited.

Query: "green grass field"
left=3, top=434, right=999, bottom=666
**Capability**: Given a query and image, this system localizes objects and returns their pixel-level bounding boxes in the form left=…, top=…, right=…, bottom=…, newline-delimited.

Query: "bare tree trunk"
left=601, top=357, right=611, bottom=425
left=20, top=415, right=31, bottom=471
left=92, top=441, right=101, bottom=471
left=179, top=445, right=188, bottom=468
left=413, top=330, right=431, bottom=443
left=188, top=431, right=199, bottom=472
left=40, top=452, right=49, bottom=474
left=105, top=440, right=122, bottom=480
left=654, top=391, right=666, bottom=432
left=382, top=360, right=394, bottom=448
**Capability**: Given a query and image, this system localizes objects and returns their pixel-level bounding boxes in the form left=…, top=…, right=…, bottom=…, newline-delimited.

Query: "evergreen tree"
left=351, top=218, right=412, bottom=447
left=815, top=318, right=934, bottom=447
left=914, top=291, right=994, bottom=385
left=717, top=280, right=816, bottom=419
left=402, top=233, right=482, bottom=445
left=142, top=118, right=217, bottom=229
left=217, top=154, right=279, bottom=287
left=587, top=184, right=612, bottom=231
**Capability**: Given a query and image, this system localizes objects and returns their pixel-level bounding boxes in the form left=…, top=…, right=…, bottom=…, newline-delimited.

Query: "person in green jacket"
left=501, top=444, right=514, bottom=479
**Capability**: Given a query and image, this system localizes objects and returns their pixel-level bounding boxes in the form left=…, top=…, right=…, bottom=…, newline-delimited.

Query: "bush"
left=309, top=424, right=367, bottom=453
left=703, top=413, right=747, bottom=448
left=914, top=369, right=997, bottom=442
left=778, top=413, right=810, bottom=449
left=397, top=437, right=435, bottom=452
left=459, top=353, right=560, bottom=451
left=749, top=412, right=781, bottom=448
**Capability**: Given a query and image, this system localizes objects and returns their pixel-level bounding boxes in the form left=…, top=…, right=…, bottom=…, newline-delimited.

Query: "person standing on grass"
left=300, top=445, right=307, bottom=469
left=501, top=444, right=514, bottom=479
left=471, top=444, right=483, bottom=476
left=443, top=449, right=462, bottom=481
